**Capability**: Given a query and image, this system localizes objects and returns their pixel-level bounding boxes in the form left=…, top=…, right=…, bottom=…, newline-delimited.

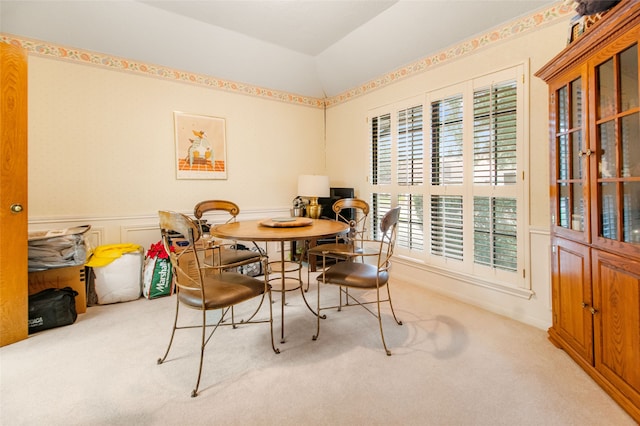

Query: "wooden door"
left=548, top=67, right=591, bottom=245
left=588, top=30, right=640, bottom=259
left=549, top=237, right=593, bottom=364
left=592, top=249, right=640, bottom=412
left=0, top=42, right=28, bottom=346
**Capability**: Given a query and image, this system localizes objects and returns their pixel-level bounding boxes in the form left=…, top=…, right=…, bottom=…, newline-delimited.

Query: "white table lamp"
left=298, top=175, right=330, bottom=219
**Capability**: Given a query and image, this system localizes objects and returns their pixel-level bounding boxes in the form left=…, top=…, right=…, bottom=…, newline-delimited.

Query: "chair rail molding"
left=28, top=207, right=290, bottom=249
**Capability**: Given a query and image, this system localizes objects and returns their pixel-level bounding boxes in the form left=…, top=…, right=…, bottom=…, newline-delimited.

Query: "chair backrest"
left=194, top=200, right=241, bottom=237
left=376, top=206, right=401, bottom=271
left=194, top=200, right=240, bottom=223
left=332, top=198, right=369, bottom=246
left=158, top=210, right=204, bottom=292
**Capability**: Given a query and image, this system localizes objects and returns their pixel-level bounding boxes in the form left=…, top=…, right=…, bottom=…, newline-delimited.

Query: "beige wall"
left=28, top=56, right=325, bottom=218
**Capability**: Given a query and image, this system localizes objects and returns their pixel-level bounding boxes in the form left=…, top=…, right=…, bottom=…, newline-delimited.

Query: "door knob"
left=10, top=203, right=23, bottom=213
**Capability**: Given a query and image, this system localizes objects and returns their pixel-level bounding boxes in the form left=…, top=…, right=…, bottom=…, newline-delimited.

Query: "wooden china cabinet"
left=536, top=0, right=640, bottom=421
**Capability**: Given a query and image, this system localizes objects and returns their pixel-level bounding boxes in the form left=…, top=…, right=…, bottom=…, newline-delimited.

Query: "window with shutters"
left=367, top=65, right=528, bottom=289
left=370, top=113, right=391, bottom=186
left=430, top=92, right=465, bottom=262
left=369, top=98, right=424, bottom=252
left=471, top=78, right=519, bottom=273
left=397, top=105, right=424, bottom=250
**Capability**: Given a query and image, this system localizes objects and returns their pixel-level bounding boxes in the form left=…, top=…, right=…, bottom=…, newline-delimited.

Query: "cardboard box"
left=171, top=238, right=217, bottom=279
left=175, top=246, right=215, bottom=280
left=28, top=266, right=87, bottom=314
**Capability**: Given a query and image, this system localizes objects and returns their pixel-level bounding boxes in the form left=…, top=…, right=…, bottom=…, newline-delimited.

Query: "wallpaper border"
left=325, top=2, right=574, bottom=107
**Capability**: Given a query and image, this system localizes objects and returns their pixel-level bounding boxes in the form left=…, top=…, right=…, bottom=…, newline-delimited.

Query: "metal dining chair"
left=194, top=200, right=265, bottom=276
left=305, top=198, right=370, bottom=291
left=313, top=206, right=402, bottom=356
left=156, top=210, right=279, bottom=397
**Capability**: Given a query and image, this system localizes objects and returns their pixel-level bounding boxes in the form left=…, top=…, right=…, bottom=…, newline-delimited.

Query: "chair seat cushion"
left=178, top=272, right=267, bottom=309
left=318, top=261, right=388, bottom=289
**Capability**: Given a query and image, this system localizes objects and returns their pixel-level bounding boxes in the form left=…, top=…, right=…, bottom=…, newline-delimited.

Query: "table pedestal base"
left=267, top=241, right=321, bottom=343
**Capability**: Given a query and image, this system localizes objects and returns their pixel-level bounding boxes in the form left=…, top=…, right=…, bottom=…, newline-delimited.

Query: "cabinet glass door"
left=596, top=43, right=640, bottom=244
left=555, top=77, right=585, bottom=233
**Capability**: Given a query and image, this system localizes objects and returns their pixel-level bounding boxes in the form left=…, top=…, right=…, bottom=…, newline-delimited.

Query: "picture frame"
left=567, top=15, right=585, bottom=45
left=174, top=112, right=227, bottom=180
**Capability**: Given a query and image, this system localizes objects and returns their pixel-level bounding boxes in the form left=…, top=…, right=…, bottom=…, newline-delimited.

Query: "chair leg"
left=231, top=306, right=237, bottom=329
left=157, top=295, right=180, bottom=365
left=241, top=257, right=270, bottom=324
left=376, top=286, right=392, bottom=356
left=240, top=291, right=268, bottom=324
left=385, top=282, right=403, bottom=326
left=191, top=309, right=207, bottom=398
left=311, top=256, right=330, bottom=340
left=312, top=273, right=321, bottom=341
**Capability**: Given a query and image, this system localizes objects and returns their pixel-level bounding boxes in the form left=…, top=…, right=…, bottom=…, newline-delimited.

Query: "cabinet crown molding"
left=536, top=0, right=640, bottom=82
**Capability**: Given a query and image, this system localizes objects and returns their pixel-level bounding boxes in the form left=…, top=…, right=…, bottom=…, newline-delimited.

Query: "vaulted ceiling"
left=1, top=0, right=558, bottom=98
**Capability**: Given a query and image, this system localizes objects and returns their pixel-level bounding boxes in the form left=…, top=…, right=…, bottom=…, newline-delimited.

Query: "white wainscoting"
left=28, top=207, right=291, bottom=256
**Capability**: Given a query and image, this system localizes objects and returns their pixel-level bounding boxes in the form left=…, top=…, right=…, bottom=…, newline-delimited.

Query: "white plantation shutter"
left=398, top=194, right=424, bottom=250
left=398, top=105, right=424, bottom=186
left=430, top=92, right=464, bottom=261
left=369, top=102, right=425, bottom=252
left=431, top=95, right=464, bottom=185
left=474, top=197, right=517, bottom=271
left=371, top=113, right=392, bottom=185
left=371, top=193, right=392, bottom=240
left=472, top=77, right=520, bottom=273
left=370, top=111, right=393, bottom=241
left=430, top=195, right=463, bottom=260
left=397, top=104, right=424, bottom=251
left=473, top=81, right=518, bottom=185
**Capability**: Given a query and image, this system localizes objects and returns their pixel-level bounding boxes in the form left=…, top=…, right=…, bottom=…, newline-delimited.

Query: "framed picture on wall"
left=567, top=15, right=585, bottom=45
left=174, top=112, right=227, bottom=179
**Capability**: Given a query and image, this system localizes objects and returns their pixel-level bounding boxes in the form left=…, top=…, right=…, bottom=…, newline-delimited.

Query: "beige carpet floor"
left=1, top=272, right=635, bottom=425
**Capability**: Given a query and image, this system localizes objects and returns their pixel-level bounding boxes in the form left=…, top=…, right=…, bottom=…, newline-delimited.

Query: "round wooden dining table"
left=210, top=218, right=349, bottom=343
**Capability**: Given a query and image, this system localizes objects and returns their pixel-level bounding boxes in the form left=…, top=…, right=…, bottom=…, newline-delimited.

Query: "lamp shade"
left=297, top=175, right=330, bottom=198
